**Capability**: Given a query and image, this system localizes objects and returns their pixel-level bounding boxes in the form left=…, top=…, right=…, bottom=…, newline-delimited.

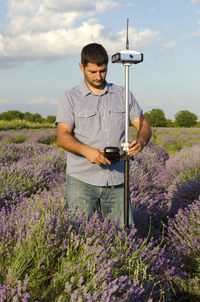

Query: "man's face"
left=79, top=62, right=107, bottom=91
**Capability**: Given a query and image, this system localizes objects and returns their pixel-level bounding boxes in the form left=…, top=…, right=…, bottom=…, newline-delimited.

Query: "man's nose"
left=96, top=72, right=102, bottom=80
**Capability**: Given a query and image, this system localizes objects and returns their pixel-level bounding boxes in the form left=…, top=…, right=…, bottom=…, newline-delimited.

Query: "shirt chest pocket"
left=75, top=110, right=99, bottom=135
left=109, top=107, right=125, bottom=128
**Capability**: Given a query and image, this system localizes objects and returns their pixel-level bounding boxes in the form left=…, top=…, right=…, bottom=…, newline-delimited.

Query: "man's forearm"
left=57, top=131, right=111, bottom=165
left=128, top=116, right=152, bottom=155
left=137, top=118, right=152, bottom=148
left=57, top=131, right=89, bottom=157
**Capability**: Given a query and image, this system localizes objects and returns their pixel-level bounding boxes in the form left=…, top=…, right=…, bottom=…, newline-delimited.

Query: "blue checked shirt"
left=56, top=80, right=143, bottom=186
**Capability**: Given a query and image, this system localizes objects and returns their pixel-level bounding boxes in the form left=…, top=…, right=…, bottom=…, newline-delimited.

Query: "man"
left=56, top=43, right=151, bottom=227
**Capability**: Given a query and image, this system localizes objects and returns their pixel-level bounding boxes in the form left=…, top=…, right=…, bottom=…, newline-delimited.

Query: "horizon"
left=1, top=108, right=199, bottom=123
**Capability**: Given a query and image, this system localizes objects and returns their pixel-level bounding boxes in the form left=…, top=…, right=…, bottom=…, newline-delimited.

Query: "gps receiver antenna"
left=126, top=18, right=129, bottom=50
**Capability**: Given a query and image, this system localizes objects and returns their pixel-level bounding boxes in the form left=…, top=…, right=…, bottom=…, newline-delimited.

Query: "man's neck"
left=86, top=81, right=106, bottom=95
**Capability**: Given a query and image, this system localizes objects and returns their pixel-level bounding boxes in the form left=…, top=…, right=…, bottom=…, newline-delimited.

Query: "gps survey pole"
left=112, top=19, right=143, bottom=229
left=123, top=62, right=131, bottom=229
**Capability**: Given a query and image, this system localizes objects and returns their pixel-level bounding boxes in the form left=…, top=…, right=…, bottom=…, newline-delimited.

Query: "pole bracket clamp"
left=121, top=142, right=129, bottom=151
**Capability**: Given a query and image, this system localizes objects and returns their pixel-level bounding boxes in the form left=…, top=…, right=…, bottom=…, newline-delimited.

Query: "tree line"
left=0, top=109, right=199, bottom=127
left=144, top=109, right=199, bottom=127
left=0, top=110, right=56, bottom=124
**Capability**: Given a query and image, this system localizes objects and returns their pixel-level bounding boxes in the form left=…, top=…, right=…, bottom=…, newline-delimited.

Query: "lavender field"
left=151, top=127, right=200, bottom=153
left=0, top=130, right=200, bottom=301
left=2, top=126, right=200, bottom=153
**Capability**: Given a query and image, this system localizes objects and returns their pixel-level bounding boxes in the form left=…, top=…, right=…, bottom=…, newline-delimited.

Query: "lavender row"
left=0, top=129, right=57, bottom=145
left=0, top=143, right=67, bottom=209
left=129, top=142, right=200, bottom=299
left=130, top=142, right=200, bottom=237
left=168, top=199, right=200, bottom=270
left=0, top=183, right=184, bottom=301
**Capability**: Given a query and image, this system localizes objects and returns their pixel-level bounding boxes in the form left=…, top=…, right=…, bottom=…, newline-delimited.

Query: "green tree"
left=166, top=119, right=174, bottom=127
left=144, top=109, right=167, bottom=127
left=24, top=112, right=34, bottom=121
left=46, top=115, right=56, bottom=123
left=32, top=113, right=44, bottom=123
left=23, top=112, right=44, bottom=123
left=175, top=110, right=197, bottom=127
left=0, top=110, right=24, bottom=121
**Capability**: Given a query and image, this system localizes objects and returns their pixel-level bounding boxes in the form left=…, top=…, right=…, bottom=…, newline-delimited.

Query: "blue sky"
left=0, top=0, right=200, bottom=120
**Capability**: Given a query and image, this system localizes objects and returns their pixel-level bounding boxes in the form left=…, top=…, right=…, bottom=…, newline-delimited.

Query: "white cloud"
left=148, top=8, right=157, bottom=13
left=45, top=0, right=95, bottom=13
left=183, top=29, right=200, bottom=37
left=7, top=0, right=119, bottom=34
left=156, top=40, right=177, bottom=54
left=95, top=0, right=119, bottom=13
left=194, top=29, right=200, bottom=35
left=132, top=28, right=160, bottom=48
left=126, top=2, right=139, bottom=8
left=0, top=0, right=160, bottom=67
left=185, top=0, right=200, bottom=10
left=29, top=97, right=59, bottom=105
left=0, top=98, right=9, bottom=104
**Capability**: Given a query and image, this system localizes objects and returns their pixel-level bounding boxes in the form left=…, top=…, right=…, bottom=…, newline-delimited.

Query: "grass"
left=0, top=119, right=55, bottom=130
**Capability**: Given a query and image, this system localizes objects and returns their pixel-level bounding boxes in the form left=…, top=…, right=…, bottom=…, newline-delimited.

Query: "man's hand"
left=57, top=123, right=111, bottom=165
left=83, top=146, right=111, bottom=166
left=127, top=139, right=144, bottom=156
left=128, top=115, right=152, bottom=155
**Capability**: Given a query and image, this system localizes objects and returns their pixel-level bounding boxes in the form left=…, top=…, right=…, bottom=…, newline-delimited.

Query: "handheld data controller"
left=103, top=147, right=121, bottom=164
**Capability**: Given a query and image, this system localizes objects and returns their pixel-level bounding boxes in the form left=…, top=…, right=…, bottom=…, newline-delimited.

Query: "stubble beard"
left=88, top=78, right=105, bottom=90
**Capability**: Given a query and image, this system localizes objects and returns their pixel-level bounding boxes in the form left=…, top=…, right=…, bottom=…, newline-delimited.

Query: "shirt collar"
left=80, top=80, right=114, bottom=97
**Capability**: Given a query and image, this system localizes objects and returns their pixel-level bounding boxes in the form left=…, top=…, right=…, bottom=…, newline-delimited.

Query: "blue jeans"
left=66, top=174, right=134, bottom=227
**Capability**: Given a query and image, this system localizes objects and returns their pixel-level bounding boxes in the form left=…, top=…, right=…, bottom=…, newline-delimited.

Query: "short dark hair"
left=81, top=43, right=108, bottom=67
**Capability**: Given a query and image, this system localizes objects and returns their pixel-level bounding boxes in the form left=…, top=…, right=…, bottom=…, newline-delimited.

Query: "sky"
left=0, top=0, right=200, bottom=120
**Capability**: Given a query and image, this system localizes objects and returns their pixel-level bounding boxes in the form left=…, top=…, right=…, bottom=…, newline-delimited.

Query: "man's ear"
left=79, top=62, right=84, bottom=73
